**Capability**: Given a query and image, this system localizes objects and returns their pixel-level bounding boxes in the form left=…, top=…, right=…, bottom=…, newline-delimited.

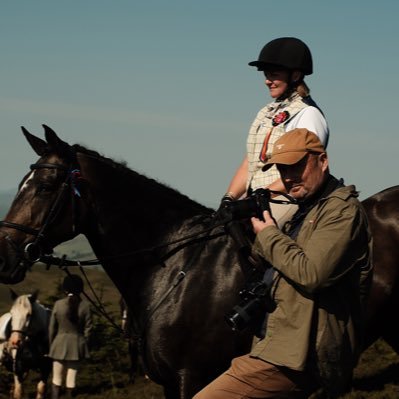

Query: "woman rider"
left=223, top=37, right=329, bottom=226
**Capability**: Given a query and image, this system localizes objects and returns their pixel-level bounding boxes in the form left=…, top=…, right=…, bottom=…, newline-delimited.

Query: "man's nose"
left=282, top=175, right=295, bottom=183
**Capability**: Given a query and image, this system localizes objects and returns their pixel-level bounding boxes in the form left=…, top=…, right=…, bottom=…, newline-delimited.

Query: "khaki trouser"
left=193, top=354, right=317, bottom=399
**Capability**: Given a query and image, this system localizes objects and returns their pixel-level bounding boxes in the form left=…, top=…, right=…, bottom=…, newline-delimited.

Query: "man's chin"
left=289, top=187, right=303, bottom=199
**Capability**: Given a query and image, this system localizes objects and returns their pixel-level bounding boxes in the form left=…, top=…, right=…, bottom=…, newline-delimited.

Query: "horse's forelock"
left=10, top=295, right=49, bottom=334
left=12, top=295, right=32, bottom=313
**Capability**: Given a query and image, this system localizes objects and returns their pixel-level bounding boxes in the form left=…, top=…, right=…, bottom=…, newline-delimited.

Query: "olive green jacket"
left=251, top=185, right=373, bottom=394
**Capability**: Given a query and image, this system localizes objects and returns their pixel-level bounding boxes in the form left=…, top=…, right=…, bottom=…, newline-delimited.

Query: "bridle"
left=0, top=161, right=82, bottom=272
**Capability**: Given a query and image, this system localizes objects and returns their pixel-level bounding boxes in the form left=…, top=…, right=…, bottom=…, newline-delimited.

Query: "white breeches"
left=52, top=360, right=80, bottom=388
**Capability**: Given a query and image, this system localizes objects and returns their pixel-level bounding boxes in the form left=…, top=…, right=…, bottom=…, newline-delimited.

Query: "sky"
left=1, top=1, right=399, bottom=208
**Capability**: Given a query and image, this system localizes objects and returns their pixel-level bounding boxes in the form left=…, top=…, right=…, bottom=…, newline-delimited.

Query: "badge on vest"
left=272, top=111, right=290, bottom=126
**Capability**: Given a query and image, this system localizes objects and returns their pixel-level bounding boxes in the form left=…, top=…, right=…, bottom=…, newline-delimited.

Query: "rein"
left=40, top=220, right=227, bottom=268
left=131, top=236, right=208, bottom=351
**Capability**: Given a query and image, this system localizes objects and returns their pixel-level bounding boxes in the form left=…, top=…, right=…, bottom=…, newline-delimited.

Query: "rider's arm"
left=226, top=155, right=248, bottom=199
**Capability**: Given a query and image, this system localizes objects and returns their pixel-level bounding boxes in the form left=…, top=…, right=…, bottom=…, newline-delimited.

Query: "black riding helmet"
left=63, top=274, right=84, bottom=295
left=249, top=37, right=313, bottom=75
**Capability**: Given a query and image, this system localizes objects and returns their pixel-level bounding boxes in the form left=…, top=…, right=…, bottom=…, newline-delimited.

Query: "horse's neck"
left=78, top=152, right=210, bottom=251
left=76, top=152, right=213, bottom=302
left=29, top=303, right=49, bottom=337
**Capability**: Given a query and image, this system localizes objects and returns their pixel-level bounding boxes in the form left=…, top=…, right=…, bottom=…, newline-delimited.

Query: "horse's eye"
left=37, top=183, right=53, bottom=194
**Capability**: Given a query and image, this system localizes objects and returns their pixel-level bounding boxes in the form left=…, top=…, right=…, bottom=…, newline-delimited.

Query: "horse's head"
left=0, top=125, right=85, bottom=284
left=9, top=290, right=38, bottom=348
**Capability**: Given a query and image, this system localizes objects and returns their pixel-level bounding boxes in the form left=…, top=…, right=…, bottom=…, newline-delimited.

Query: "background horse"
left=361, top=188, right=399, bottom=352
left=0, top=125, right=399, bottom=398
left=0, top=290, right=51, bottom=399
left=0, top=311, right=12, bottom=365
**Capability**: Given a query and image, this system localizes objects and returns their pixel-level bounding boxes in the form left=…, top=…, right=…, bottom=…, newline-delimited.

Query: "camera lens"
left=225, top=305, right=251, bottom=331
left=224, top=297, right=265, bottom=331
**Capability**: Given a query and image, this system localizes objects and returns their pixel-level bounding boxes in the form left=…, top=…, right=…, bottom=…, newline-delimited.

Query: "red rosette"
left=272, top=111, right=290, bottom=126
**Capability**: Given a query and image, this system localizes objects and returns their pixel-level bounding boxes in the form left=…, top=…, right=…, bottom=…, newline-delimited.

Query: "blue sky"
left=1, top=1, right=398, bottom=207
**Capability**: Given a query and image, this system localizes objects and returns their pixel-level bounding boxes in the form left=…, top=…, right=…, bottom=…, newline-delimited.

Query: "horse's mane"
left=72, top=144, right=213, bottom=214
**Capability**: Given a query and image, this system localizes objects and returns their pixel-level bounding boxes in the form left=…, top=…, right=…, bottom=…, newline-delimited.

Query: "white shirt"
left=285, top=106, right=329, bottom=147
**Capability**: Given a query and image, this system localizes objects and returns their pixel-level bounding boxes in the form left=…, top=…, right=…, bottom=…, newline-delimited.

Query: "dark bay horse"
left=0, top=125, right=398, bottom=398
left=0, top=125, right=252, bottom=399
left=361, top=188, right=399, bottom=351
left=0, top=290, right=51, bottom=399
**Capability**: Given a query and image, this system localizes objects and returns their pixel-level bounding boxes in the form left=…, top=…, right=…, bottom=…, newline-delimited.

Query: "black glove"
left=213, top=192, right=236, bottom=222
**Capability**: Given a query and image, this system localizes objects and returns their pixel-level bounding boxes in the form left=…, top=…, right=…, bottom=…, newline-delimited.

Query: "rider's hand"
left=251, top=211, right=276, bottom=234
left=213, top=192, right=236, bottom=221
left=221, top=192, right=236, bottom=205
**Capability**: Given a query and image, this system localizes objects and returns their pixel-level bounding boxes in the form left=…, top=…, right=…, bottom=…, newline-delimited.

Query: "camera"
left=226, top=188, right=271, bottom=221
left=218, top=188, right=296, bottom=224
left=225, top=279, right=276, bottom=332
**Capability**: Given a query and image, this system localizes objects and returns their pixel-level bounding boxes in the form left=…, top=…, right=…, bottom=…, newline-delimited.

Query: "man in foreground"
left=194, top=128, right=372, bottom=398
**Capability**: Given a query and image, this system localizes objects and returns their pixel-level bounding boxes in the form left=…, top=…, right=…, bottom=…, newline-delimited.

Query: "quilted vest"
left=247, top=93, right=312, bottom=191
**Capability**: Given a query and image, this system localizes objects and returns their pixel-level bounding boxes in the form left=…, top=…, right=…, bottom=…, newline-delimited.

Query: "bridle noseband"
left=0, top=161, right=81, bottom=266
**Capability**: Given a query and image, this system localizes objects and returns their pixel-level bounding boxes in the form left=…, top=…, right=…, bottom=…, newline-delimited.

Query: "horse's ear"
left=21, top=126, right=48, bottom=156
left=9, top=288, right=18, bottom=301
left=43, top=124, right=73, bottom=158
left=29, top=290, right=39, bottom=303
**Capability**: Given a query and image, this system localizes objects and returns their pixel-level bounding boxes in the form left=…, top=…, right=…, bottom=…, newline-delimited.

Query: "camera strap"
left=256, top=266, right=276, bottom=339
